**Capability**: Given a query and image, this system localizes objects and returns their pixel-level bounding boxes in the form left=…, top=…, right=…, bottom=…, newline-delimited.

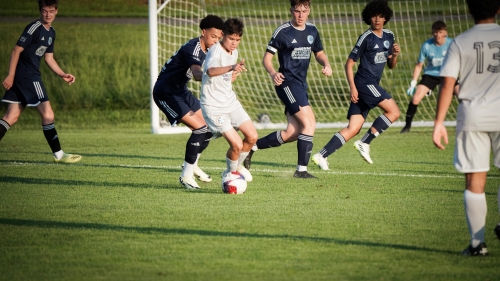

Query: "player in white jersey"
left=401, top=20, right=459, bottom=133
left=201, top=18, right=257, bottom=183
left=433, top=0, right=500, bottom=256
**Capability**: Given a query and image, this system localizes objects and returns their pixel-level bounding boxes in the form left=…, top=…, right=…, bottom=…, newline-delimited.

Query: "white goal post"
left=150, top=0, right=472, bottom=134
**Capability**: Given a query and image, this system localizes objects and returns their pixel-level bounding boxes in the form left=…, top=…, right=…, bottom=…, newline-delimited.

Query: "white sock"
left=464, top=190, right=487, bottom=247
left=181, top=161, right=194, bottom=177
left=237, top=151, right=249, bottom=167
left=226, top=157, right=238, bottom=172
left=297, top=165, right=307, bottom=172
left=251, top=144, right=258, bottom=152
left=54, top=150, right=64, bottom=159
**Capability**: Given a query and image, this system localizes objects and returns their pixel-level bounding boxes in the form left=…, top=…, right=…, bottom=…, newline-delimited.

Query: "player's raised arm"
left=44, top=53, right=75, bottom=85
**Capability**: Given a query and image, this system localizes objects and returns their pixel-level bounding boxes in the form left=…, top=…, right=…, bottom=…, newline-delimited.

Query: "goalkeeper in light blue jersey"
left=400, top=20, right=459, bottom=133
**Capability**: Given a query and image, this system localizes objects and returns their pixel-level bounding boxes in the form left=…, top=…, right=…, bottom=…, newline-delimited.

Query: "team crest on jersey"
left=48, top=37, right=52, bottom=45
left=307, top=35, right=314, bottom=44
left=35, top=46, right=48, bottom=57
left=215, top=115, right=226, bottom=126
left=383, top=40, right=390, bottom=49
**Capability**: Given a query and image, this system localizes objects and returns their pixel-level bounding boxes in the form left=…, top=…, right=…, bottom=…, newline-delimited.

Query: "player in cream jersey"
left=201, top=18, right=257, bottom=183
left=433, top=0, right=500, bottom=256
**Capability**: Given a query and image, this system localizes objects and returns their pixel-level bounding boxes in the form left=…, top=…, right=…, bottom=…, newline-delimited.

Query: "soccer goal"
left=149, top=0, right=472, bottom=134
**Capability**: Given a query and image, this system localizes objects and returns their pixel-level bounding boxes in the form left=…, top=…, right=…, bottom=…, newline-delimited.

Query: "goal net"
left=149, top=0, right=472, bottom=134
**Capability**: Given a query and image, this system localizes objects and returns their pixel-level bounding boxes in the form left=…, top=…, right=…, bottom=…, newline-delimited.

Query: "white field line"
left=2, top=161, right=499, bottom=179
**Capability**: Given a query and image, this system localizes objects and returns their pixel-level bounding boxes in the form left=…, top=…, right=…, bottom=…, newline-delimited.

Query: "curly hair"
left=466, top=0, right=500, bottom=21
left=223, top=18, right=244, bottom=37
left=199, top=15, right=224, bottom=31
left=431, top=20, right=447, bottom=31
left=361, top=0, right=393, bottom=25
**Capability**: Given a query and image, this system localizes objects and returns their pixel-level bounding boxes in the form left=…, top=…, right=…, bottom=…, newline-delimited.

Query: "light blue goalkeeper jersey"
left=418, top=37, right=453, bottom=77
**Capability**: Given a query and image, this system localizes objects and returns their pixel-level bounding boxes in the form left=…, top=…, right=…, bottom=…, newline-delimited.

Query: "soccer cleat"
left=293, top=170, right=317, bottom=179
left=243, top=150, right=254, bottom=170
left=354, top=140, right=373, bottom=164
left=237, top=165, right=253, bottom=182
left=312, top=153, right=330, bottom=170
left=494, top=223, right=500, bottom=240
left=193, top=165, right=212, bottom=183
left=462, top=242, right=488, bottom=256
left=400, top=126, right=411, bottom=134
left=179, top=176, right=200, bottom=189
left=54, top=153, right=82, bottom=164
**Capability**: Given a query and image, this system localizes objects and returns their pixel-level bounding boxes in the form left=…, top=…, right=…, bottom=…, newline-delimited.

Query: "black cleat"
left=494, top=223, right=500, bottom=240
left=462, top=242, right=488, bottom=256
left=243, top=150, right=254, bottom=170
left=400, top=126, right=411, bottom=134
left=293, top=170, right=317, bottom=179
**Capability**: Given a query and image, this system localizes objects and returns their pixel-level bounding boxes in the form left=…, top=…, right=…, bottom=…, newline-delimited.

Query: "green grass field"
left=1, top=127, right=500, bottom=280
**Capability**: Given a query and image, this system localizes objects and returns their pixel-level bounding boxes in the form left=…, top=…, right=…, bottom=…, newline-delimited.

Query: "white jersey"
left=440, top=23, right=500, bottom=132
left=200, top=41, right=239, bottom=113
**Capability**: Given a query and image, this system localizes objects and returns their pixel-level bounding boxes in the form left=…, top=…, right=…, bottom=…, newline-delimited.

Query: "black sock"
left=199, top=131, right=213, bottom=154
left=320, top=132, right=345, bottom=158
left=405, top=102, right=418, bottom=127
left=256, top=130, right=284, bottom=150
left=297, top=134, right=313, bottom=166
left=0, top=119, right=11, bottom=141
left=185, top=126, right=208, bottom=164
left=42, top=123, right=61, bottom=153
left=361, top=115, right=392, bottom=145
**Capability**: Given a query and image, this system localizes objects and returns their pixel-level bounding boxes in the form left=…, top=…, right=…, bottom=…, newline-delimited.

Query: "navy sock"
left=361, top=115, right=392, bottom=145
left=0, top=119, right=11, bottom=141
left=405, top=102, right=418, bottom=127
left=42, top=123, right=61, bottom=153
left=256, top=130, right=284, bottom=150
left=319, top=132, right=345, bottom=158
left=297, top=134, right=313, bottom=166
left=199, top=131, right=213, bottom=154
left=185, top=126, right=208, bottom=164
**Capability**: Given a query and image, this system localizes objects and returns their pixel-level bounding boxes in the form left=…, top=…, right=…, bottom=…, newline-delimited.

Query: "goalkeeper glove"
left=406, top=80, right=417, bottom=96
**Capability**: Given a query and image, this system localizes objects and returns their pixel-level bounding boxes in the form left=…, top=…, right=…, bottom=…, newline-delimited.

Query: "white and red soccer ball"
left=222, top=171, right=247, bottom=194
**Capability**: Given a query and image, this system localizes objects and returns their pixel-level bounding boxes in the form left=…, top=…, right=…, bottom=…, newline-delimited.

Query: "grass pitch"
left=1, top=127, right=499, bottom=280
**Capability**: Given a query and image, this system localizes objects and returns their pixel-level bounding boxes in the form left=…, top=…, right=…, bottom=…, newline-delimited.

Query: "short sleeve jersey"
left=200, top=42, right=239, bottom=112
left=418, top=37, right=453, bottom=77
left=266, top=22, right=324, bottom=88
left=439, top=23, right=500, bottom=131
left=15, top=20, right=55, bottom=81
left=156, top=37, right=205, bottom=94
left=349, top=28, right=395, bottom=85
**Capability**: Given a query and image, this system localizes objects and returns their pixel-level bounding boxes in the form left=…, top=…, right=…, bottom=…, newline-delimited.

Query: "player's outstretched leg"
left=354, top=140, right=372, bottom=164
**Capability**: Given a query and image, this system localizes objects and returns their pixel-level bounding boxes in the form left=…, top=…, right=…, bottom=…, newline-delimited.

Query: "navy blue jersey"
left=15, top=20, right=56, bottom=80
left=156, top=37, right=205, bottom=94
left=349, top=28, right=395, bottom=85
left=266, top=22, right=323, bottom=88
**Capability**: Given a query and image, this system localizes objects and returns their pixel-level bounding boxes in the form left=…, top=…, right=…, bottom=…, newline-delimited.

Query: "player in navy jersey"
left=153, top=15, right=224, bottom=189
left=400, top=20, right=459, bottom=133
left=0, top=0, right=81, bottom=164
left=243, top=0, right=332, bottom=178
left=312, top=0, right=400, bottom=170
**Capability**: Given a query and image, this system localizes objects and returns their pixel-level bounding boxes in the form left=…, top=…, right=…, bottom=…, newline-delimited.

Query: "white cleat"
left=236, top=165, right=253, bottom=182
left=312, top=153, right=330, bottom=170
left=179, top=176, right=200, bottom=189
left=193, top=165, right=212, bottom=183
left=354, top=140, right=373, bottom=164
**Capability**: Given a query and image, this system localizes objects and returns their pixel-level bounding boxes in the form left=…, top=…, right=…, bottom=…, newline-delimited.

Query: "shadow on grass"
left=0, top=217, right=456, bottom=255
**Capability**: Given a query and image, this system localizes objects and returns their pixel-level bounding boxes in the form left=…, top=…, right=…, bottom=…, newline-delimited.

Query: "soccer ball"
left=222, top=171, right=247, bottom=194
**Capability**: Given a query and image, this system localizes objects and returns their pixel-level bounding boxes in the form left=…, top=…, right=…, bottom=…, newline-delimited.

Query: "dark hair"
left=223, top=18, right=244, bottom=37
left=361, top=0, right=393, bottom=25
left=199, top=14, right=224, bottom=31
left=431, top=20, right=447, bottom=31
left=466, top=0, right=500, bottom=21
left=290, top=0, right=311, bottom=8
left=38, top=0, right=58, bottom=10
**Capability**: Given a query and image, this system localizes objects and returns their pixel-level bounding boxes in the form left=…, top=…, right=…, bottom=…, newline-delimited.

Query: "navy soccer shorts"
left=347, top=83, right=392, bottom=120
left=275, top=81, right=310, bottom=116
left=153, top=90, right=201, bottom=126
left=1, top=79, right=49, bottom=106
